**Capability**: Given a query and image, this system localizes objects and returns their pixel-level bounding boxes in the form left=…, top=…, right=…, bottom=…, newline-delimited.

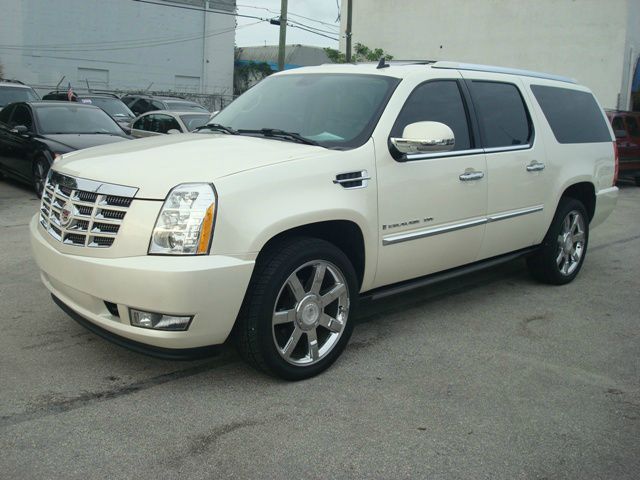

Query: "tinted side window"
left=153, top=114, right=180, bottom=133
left=469, top=81, right=531, bottom=148
left=391, top=80, right=471, bottom=151
left=11, top=105, right=33, bottom=130
left=626, top=116, right=638, bottom=136
left=0, top=105, right=14, bottom=125
left=531, top=85, right=611, bottom=144
left=612, top=116, right=626, bottom=137
left=132, top=116, right=147, bottom=131
left=131, top=99, right=151, bottom=115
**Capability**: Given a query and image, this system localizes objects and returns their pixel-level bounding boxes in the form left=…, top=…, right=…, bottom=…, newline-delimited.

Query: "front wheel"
left=234, top=237, right=358, bottom=380
left=33, top=156, right=50, bottom=198
left=526, top=197, right=589, bottom=285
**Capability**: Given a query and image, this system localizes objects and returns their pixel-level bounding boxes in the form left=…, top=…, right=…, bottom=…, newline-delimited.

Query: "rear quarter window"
left=530, top=85, right=611, bottom=144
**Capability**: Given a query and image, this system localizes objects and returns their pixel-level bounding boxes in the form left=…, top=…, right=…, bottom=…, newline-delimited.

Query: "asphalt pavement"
left=0, top=177, right=638, bottom=479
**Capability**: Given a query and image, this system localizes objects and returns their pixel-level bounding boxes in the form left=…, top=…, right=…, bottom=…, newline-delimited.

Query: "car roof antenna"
left=377, top=57, right=389, bottom=69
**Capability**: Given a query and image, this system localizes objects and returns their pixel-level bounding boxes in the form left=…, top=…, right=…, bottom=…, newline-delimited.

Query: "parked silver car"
left=130, top=110, right=211, bottom=137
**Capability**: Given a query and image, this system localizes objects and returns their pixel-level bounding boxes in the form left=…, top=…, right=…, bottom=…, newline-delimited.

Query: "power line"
left=134, top=0, right=339, bottom=42
left=0, top=22, right=263, bottom=53
left=131, top=0, right=267, bottom=21
left=286, top=23, right=339, bottom=42
left=286, top=18, right=341, bottom=36
left=237, top=3, right=340, bottom=30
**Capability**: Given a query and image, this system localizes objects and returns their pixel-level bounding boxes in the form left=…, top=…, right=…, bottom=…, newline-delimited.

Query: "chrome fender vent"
left=333, top=170, right=370, bottom=189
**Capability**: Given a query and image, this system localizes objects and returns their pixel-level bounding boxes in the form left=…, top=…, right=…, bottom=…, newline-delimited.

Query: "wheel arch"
left=560, top=181, right=596, bottom=222
left=255, top=219, right=367, bottom=289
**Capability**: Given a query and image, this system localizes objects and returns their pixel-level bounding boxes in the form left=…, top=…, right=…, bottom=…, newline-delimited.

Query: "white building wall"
left=340, top=0, right=637, bottom=109
left=0, top=0, right=235, bottom=95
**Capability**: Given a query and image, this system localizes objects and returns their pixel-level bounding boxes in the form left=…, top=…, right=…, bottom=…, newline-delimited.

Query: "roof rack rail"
left=432, top=61, right=576, bottom=84
left=385, top=59, right=437, bottom=65
left=83, top=90, right=121, bottom=98
left=0, top=78, right=26, bottom=85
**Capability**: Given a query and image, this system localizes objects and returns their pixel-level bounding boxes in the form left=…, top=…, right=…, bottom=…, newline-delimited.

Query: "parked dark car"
left=606, top=110, right=640, bottom=185
left=0, top=80, right=39, bottom=111
left=121, top=94, right=209, bottom=116
left=41, top=91, right=135, bottom=134
left=0, top=101, right=129, bottom=196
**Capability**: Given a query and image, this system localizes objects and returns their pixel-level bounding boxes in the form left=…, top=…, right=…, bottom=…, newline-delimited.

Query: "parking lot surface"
left=1, top=178, right=639, bottom=479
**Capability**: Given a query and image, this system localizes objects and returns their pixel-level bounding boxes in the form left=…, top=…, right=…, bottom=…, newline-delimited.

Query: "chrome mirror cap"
left=390, top=121, right=455, bottom=154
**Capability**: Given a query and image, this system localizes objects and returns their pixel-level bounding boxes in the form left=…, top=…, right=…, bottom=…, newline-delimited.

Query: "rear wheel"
left=634, top=176, right=640, bottom=187
left=526, top=197, right=589, bottom=285
left=234, top=237, right=358, bottom=380
left=33, top=156, right=50, bottom=198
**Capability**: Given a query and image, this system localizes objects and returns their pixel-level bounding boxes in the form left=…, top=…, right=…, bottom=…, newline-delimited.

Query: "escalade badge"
left=60, top=200, right=74, bottom=227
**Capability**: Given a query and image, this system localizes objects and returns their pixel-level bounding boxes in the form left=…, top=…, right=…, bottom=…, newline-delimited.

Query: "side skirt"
left=360, top=246, right=539, bottom=302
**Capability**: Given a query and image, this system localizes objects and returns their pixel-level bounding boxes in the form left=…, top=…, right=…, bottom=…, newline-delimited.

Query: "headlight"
left=149, top=183, right=216, bottom=255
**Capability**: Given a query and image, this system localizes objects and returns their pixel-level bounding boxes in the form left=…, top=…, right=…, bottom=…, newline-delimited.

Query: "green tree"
left=324, top=43, right=393, bottom=63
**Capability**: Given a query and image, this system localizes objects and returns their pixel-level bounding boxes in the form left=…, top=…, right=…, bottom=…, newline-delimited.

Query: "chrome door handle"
left=526, top=161, right=545, bottom=172
left=459, top=171, right=484, bottom=181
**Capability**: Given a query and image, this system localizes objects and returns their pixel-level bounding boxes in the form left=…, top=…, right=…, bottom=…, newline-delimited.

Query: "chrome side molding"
left=382, top=205, right=544, bottom=246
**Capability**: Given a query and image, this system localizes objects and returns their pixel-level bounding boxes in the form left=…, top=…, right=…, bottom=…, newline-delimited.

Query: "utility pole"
left=277, top=0, right=288, bottom=71
left=345, top=0, right=353, bottom=62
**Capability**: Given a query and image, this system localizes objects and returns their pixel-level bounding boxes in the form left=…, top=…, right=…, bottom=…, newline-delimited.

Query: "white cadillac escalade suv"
left=30, top=61, right=619, bottom=380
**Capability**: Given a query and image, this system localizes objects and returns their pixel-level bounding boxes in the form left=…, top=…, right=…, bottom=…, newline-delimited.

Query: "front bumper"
left=30, top=215, right=254, bottom=350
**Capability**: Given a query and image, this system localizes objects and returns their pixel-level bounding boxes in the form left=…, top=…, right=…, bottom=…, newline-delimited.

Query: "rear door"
left=462, top=73, right=551, bottom=259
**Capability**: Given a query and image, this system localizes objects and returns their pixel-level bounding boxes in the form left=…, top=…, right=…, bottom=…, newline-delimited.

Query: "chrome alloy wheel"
left=556, top=210, right=586, bottom=276
left=272, top=260, right=350, bottom=366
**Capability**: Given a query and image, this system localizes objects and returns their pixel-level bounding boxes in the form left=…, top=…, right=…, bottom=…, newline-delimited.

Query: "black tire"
left=526, top=197, right=589, bottom=285
left=634, top=176, right=640, bottom=187
left=234, top=237, right=358, bottom=381
left=33, top=156, right=50, bottom=198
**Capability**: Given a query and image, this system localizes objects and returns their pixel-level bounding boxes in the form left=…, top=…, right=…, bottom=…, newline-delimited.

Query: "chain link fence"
left=31, top=84, right=237, bottom=113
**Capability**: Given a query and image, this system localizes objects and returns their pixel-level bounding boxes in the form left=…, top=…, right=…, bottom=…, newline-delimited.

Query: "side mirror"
left=11, top=125, right=31, bottom=136
left=390, top=121, right=455, bottom=155
left=167, top=129, right=181, bottom=135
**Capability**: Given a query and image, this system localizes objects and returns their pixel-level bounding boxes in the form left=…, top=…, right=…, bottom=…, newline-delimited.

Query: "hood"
left=54, top=133, right=328, bottom=199
left=43, top=133, right=128, bottom=152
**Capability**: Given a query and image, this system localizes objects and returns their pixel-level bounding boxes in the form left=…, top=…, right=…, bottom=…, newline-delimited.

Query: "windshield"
left=0, top=86, right=39, bottom=107
left=212, top=73, right=399, bottom=148
left=35, top=105, right=124, bottom=135
left=165, top=100, right=208, bottom=112
left=180, top=114, right=210, bottom=131
left=80, top=97, right=135, bottom=118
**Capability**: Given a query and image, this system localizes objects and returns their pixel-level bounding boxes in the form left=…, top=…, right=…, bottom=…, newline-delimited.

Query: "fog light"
left=129, top=309, right=193, bottom=331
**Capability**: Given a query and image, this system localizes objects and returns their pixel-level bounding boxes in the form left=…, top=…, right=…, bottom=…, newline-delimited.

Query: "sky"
left=235, top=0, right=341, bottom=48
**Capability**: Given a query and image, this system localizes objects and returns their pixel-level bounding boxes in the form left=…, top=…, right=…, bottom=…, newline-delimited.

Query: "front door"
left=374, top=77, right=488, bottom=288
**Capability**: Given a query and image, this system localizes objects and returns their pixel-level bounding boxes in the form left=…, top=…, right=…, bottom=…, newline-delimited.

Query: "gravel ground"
left=0, top=177, right=638, bottom=480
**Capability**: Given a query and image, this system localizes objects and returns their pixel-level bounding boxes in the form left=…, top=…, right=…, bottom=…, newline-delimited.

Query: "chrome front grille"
left=39, top=171, right=138, bottom=248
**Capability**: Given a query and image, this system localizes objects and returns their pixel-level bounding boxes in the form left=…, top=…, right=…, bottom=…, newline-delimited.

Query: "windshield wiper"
left=194, top=123, right=238, bottom=135
left=237, top=128, right=320, bottom=146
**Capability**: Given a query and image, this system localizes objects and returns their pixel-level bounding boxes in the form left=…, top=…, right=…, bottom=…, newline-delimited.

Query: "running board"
left=360, top=246, right=539, bottom=302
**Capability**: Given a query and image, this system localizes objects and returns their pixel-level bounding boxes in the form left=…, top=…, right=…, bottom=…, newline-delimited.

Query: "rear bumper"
left=591, top=186, right=618, bottom=229
left=30, top=215, right=255, bottom=350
